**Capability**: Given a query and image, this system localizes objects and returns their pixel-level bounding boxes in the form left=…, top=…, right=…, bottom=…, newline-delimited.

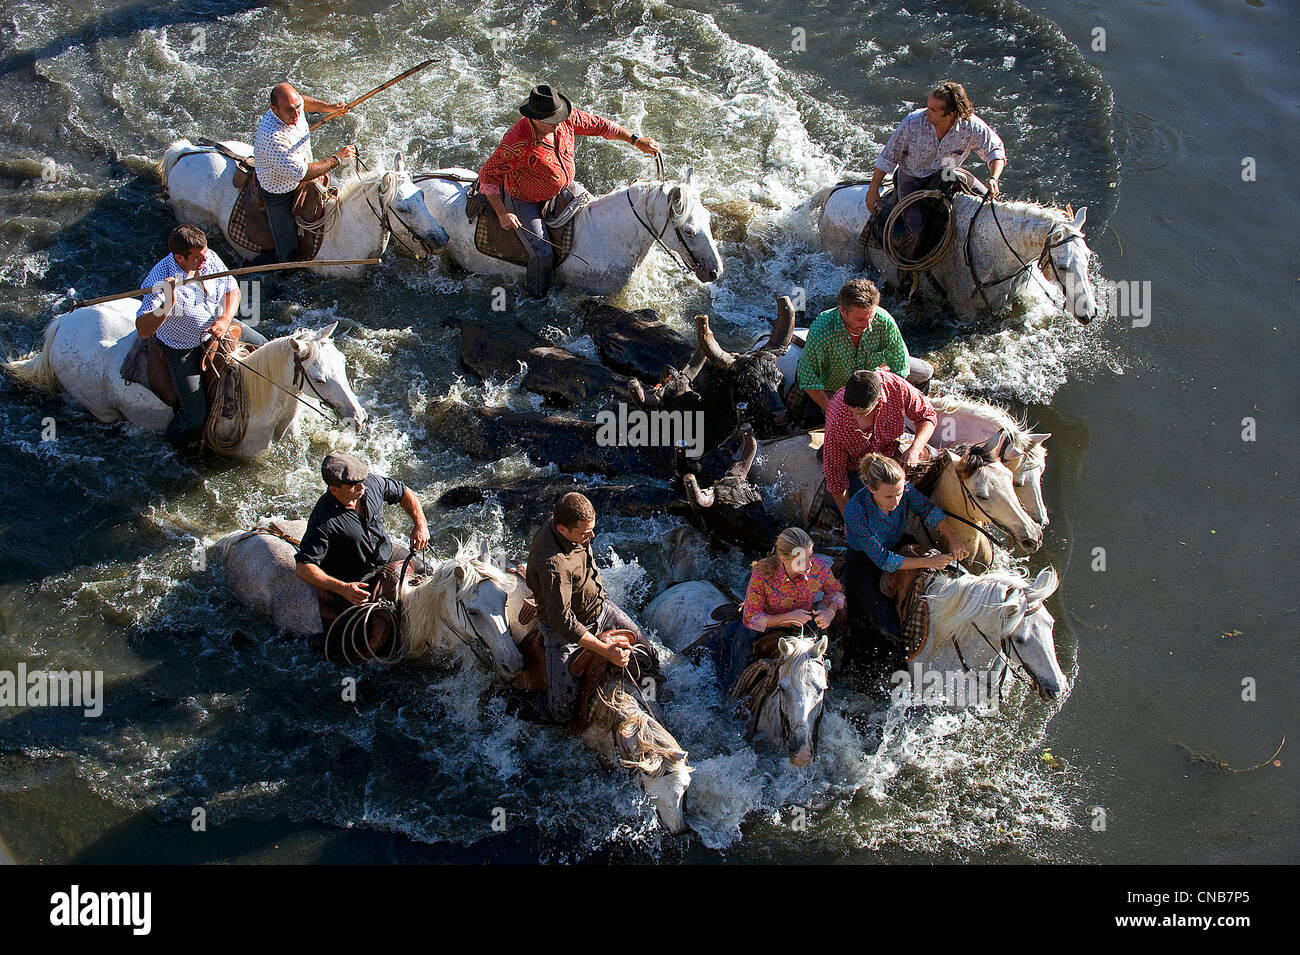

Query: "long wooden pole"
left=308, top=59, right=437, bottom=132
left=69, top=259, right=381, bottom=310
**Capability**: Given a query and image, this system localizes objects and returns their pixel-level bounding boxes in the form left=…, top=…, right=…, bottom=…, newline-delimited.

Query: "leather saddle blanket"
left=465, top=181, right=575, bottom=269
left=120, top=334, right=251, bottom=423
left=879, top=543, right=941, bottom=660
left=228, top=174, right=333, bottom=261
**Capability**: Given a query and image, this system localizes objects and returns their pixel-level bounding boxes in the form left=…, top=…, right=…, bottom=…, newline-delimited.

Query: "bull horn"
left=683, top=349, right=707, bottom=382
left=696, top=314, right=736, bottom=370
left=683, top=473, right=715, bottom=508
left=770, top=294, right=796, bottom=353
left=727, top=425, right=758, bottom=480
left=627, top=377, right=661, bottom=407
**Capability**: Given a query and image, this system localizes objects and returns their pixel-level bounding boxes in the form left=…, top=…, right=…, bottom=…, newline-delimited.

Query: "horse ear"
left=1026, top=432, right=1051, bottom=445
left=479, top=540, right=490, bottom=564
left=317, top=321, right=338, bottom=341
left=778, top=636, right=795, bottom=657
left=290, top=335, right=311, bottom=358
left=1072, top=206, right=1087, bottom=229
left=394, top=152, right=405, bottom=174
left=815, top=635, right=829, bottom=658
left=685, top=166, right=694, bottom=186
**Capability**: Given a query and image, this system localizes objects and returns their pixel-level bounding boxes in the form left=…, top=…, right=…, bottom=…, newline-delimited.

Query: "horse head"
left=953, top=432, right=1043, bottom=553
left=289, top=324, right=366, bottom=432
left=770, top=633, right=829, bottom=767
left=400, top=540, right=524, bottom=679
left=378, top=152, right=449, bottom=255
left=608, top=685, right=693, bottom=834
left=654, top=168, right=724, bottom=284
left=1042, top=205, right=1095, bottom=323
left=1002, top=567, right=1064, bottom=701
left=1000, top=431, right=1051, bottom=527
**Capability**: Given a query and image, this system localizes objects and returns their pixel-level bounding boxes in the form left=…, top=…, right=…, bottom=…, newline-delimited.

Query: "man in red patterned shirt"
left=822, top=370, right=937, bottom=516
left=479, top=85, right=661, bottom=297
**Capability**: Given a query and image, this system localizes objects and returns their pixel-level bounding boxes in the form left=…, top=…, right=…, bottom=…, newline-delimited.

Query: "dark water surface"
left=0, top=0, right=1295, bottom=863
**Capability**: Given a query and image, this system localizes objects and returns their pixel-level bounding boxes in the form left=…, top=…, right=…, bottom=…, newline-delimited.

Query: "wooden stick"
left=69, top=259, right=382, bottom=310
left=308, top=59, right=437, bottom=132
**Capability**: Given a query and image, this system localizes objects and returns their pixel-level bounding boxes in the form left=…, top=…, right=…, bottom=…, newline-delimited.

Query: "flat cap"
left=321, top=450, right=369, bottom=486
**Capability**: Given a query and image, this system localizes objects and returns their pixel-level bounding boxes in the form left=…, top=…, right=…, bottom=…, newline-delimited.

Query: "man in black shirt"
left=295, top=451, right=430, bottom=651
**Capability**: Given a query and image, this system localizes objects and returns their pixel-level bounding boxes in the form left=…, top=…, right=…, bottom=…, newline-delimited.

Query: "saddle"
left=464, top=181, right=575, bottom=268
left=228, top=174, right=334, bottom=261
left=120, top=333, right=251, bottom=423
left=879, top=543, right=941, bottom=660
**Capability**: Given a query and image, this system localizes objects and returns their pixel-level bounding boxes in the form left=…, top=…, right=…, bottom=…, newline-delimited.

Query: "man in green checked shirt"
left=792, top=278, right=933, bottom=427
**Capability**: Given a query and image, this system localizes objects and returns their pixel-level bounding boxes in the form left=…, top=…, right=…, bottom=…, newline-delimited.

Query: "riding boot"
left=525, top=255, right=553, bottom=299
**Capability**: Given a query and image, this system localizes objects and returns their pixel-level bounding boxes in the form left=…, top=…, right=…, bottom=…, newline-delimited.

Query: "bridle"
left=354, top=152, right=429, bottom=258
left=625, top=170, right=708, bottom=277
left=948, top=591, right=1047, bottom=702
left=434, top=562, right=511, bottom=672
left=964, top=193, right=1085, bottom=313
left=289, top=344, right=344, bottom=425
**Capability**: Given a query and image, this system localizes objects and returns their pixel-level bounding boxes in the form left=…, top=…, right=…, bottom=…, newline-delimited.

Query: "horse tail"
left=3, top=315, right=64, bottom=392
left=158, top=139, right=196, bottom=197
left=808, top=185, right=838, bottom=217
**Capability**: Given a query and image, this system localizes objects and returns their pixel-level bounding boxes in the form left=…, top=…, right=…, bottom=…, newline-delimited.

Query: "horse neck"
left=579, top=182, right=661, bottom=264
left=332, top=172, right=387, bottom=256
left=238, top=338, right=299, bottom=424
left=967, top=196, right=1060, bottom=267
left=933, top=459, right=977, bottom=522
left=928, top=573, right=1019, bottom=651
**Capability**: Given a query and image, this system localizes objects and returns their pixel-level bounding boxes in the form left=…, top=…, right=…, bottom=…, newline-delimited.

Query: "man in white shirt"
left=865, top=81, right=1007, bottom=261
left=135, top=225, right=267, bottom=451
left=252, top=82, right=355, bottom=263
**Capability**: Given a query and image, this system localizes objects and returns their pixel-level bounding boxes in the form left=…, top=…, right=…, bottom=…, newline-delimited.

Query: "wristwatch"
left=630, top=134, right=642, bottom=146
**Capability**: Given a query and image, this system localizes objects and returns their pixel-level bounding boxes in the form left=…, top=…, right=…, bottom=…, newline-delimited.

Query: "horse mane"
left=928, top=394, right=1047, bottom=470
left=601, top=685, right=686, bottom=776
left=911, top=441, right=991, bottom=495
left=237, top=337, right=295, bottom=412
left=925, top=568, right=1031, bottom=641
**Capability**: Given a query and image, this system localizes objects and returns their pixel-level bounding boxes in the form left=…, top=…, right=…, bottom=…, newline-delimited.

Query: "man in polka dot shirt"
left=253, top=82, right=354, bottom=263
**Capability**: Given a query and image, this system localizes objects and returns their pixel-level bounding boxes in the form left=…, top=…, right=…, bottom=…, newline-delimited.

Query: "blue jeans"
left=895, top=170, right=945, bottom=260
left=504, top=192, right=553, bottom=297
left=539, top=600, right=642, bottom=725
left=258, top=183, right=300, bottom=263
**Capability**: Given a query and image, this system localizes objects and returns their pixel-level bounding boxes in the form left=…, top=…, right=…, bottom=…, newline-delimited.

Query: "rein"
left=210, top=338, right=341, bottom=424
left=354, top=151, right=427, bottom=259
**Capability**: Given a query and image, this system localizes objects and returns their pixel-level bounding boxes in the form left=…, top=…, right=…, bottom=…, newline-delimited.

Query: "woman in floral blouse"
left=709, top=528, right=845, bottom=689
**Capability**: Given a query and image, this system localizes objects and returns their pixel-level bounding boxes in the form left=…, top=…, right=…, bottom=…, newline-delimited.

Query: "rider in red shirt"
left=478, top=85, right=660, bottom=296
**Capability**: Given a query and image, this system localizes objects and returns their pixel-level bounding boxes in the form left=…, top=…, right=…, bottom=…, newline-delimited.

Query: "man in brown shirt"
left=527, top=492, right=644, bottom=724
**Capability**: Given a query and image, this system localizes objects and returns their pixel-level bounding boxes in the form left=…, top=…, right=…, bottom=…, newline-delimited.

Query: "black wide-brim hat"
left=519, top=84, right=572, bottom=124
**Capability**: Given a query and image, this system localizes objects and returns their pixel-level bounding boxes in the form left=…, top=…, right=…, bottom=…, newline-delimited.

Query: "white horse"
left=217, top=523, right=524, bottom=679
left=895, top=566, right=1065, bottom=707
left=160, top=141, right=449, bottom=280
left=501, top=574, right=692, bottom=833
left=811, top=182, right=1097, bottom=321
left=645, top=580, right=828, bottom=768
left=4, top=305, right=364, bottom=458
left=415, top=168, right=724, bottom=295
